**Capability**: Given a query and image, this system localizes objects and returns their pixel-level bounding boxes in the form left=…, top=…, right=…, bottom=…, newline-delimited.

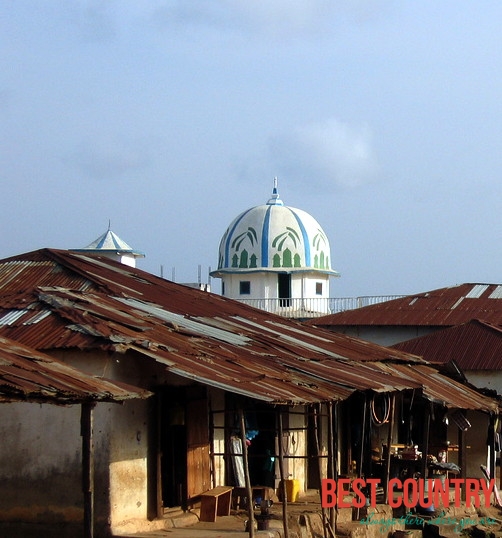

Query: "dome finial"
left=267, top=176, right=283, bottom=205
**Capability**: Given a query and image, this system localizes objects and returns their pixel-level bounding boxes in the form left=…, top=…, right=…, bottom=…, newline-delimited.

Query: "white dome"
left=212, top=184, right=338, bottom=277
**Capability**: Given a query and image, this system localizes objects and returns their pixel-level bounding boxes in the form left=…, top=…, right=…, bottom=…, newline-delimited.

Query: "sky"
left=2, top=1, right=502, bottom=298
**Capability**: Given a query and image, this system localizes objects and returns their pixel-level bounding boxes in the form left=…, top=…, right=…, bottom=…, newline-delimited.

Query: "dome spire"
left=267, top=176, right=283, bottom=206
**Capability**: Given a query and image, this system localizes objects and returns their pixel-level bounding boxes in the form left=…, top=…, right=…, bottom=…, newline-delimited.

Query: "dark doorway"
left=247, top=407, right=277, bottom=488
left=161, top=387, right=187, bottom=508
left=307, top=407, right=321, bottom=489
left=278, top=273, right=291, bottom=307
left=225, top=396, right=277, bottom=488
left=160, top=386, right=210, bottom=509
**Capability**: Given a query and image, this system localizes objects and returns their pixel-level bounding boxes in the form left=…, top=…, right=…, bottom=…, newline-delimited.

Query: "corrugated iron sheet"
left=370, top=361, right=497, bottom=411
left=0, top=249, right=496, bottom=410
left=307, top=283, right=502, bottom=328
left=0, top=335, right=151, bottom=404
left=393, top=320, right=502, bottom=371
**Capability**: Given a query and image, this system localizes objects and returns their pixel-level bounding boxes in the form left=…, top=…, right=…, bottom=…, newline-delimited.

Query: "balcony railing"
left=234, top=295, right=404, bottom=319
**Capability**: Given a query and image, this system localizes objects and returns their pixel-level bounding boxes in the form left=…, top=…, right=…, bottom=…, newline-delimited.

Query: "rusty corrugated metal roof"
left=306, top=283, right=502, bottom=328
left=0, top=335, right=151, bottom=404
left=392, top=320, right=502, bottom=371
left=370, top=361, right=497, bottom=411
left=0, top=249, right=496, bottom=410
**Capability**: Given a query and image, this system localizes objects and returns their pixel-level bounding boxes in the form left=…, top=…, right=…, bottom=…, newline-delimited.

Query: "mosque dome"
left=212, top=181, right=339, bottom=277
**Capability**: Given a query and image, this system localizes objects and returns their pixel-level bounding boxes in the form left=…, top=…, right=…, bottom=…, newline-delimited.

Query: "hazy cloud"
left=151, top=0, right=392, bottom=37
left=68, top=136, right=150, bottom=180
left=269, top=119, right=379, bottom=190
left=61, top=1, right=118, bottom=42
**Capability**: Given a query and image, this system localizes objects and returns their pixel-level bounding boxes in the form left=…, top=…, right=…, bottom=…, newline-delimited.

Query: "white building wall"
left=222, top=273, right=275, bottom=300
left=222, top=272, right=332, bottom=315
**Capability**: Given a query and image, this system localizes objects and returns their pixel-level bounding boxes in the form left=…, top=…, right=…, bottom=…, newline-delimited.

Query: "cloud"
left=67, top=135, right=150, bottom=180
left=151, top=0, right=392, bottom=38
left=269, top=118, right=379, bottom=190
left=62, top=0, right=118, bottom=42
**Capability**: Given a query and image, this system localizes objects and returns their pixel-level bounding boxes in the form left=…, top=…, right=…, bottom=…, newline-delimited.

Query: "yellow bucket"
left=281, top=479, right=300, bottom=502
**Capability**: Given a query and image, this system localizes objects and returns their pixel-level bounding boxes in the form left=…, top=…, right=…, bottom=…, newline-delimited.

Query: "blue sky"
left=2, top=1, right=502, bottom=297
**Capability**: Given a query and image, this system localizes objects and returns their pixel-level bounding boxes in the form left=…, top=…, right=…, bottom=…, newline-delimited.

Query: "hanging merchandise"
left=371, top=393, right=391, bottom=426
left=229, top=436, right=245, bottom=487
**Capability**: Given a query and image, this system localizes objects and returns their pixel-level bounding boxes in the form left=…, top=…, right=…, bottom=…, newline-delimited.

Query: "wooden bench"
left=200, top=486, right=233, bottom=522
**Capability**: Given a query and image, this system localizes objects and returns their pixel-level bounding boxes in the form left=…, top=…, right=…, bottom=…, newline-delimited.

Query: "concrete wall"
left=105, top=399, right=150, bottom=535
left=222, top=272, right=330, bottom=301
left=0, top=395, right=152, bottom=535
left=0, top=402, right=83, bottom=524
left=0, top=348, right=164, bottom=536
left=446, top=410, right=489, bottom=479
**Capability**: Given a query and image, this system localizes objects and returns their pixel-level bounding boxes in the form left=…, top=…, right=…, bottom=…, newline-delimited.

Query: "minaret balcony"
left=232, top=295, right=404, bottom=319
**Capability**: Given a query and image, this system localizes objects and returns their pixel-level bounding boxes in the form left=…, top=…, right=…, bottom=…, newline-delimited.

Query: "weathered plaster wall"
left=104, top=399, right=149, bottom=533
left=449, top=372, right=496, bottom=480
left=0, top=402, right=82, bottom=523
left=447, top=410, right=490, bottom=480
left=0, top=348, right=164, bottom=536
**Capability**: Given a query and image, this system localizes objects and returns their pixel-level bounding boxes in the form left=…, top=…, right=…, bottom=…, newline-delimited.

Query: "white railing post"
left=235, top=295, right=404, bottom=318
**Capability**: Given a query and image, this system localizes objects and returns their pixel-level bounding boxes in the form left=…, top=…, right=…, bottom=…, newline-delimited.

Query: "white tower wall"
left=212, top=181, right=338, bottom=318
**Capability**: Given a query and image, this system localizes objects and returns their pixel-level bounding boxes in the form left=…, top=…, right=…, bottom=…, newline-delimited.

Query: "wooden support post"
left=239, top=408, right=255, bottom=538
left=358, top=396, right=367, bottom=480
left=81, top=402, right=96, bottom=538
left=313, top=404, right=334, bottom=538
left=489, top=414, right=496, bottom=489
left=209, top=399, right=216, bottom=489
left=327, top=402, right=336, bottom=532
left=458, top=423, right=466, bottom=502
left=155, top=393, right=163, bottom=518
left=277, top=409, right=290, bottom=538
left=333, top=402, right=339, bottom=481
left=384, top=394, right=396, bottom=504
left=421, top=404, right=430, bottom=480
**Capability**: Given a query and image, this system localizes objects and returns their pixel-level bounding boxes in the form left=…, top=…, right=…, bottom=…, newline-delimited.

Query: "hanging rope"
left=371, top=393, right=391, bottom=425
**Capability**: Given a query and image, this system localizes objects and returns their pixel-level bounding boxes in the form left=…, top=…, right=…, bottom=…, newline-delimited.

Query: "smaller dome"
left=81, top=229, right=139, bottom=254
left=71, top=225, right=145, bottom=267
left=211, top=181, right=338, bottom=277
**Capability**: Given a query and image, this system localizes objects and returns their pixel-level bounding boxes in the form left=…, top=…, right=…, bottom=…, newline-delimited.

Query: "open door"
left=186, top=387, right=211, bottom=499
left=278, top=273, right=291, bottom=307
left=160, top=386, right=210, bottom=509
